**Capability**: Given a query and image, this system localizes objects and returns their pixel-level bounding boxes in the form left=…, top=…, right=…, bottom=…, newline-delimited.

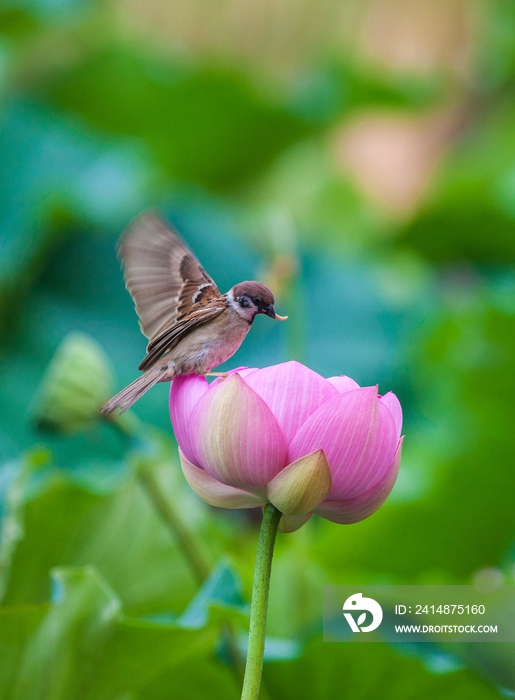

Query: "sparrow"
left=100, top=212, right=287, bottom=415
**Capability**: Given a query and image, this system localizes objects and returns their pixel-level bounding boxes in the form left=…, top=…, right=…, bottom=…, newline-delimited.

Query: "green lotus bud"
left=32, top=333, right=114, bottom=433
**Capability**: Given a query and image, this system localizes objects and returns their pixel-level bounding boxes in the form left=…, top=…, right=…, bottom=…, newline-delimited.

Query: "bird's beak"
left=265, top=303, right=288, bottom=321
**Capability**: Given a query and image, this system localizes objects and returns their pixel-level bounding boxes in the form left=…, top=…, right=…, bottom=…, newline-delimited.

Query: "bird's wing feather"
left=138, top=303, right=226, bottom=371
left=119, top=212, right=225, bottom=341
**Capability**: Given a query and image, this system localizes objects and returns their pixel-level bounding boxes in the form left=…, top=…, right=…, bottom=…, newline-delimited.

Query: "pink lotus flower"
left=170, top=361, right=403, bottom=532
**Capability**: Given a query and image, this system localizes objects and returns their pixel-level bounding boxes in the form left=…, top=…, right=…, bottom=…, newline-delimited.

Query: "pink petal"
left=189, top=373, right=287, bottom=491
left=327, top=376, right=360, bottom=393
left=288, top=386, right=398, bottom=500
left=224, top=366, right=249, bottom=374
left=243, top=361, right=337, bottom=446
left=315, top=437, right=403, bottom=523
left=170, top=375, right=209, bottom=465
left=205, top=368, right=258, bottom=391
left=379, top=392, right=403, bottom=441
left=232, top=367, right=259, bottom=378
left=179, top=449, right=266, bottom=509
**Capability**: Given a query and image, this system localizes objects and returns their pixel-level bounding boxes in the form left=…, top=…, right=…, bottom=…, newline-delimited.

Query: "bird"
left=100, top=212, right=287, bottom=415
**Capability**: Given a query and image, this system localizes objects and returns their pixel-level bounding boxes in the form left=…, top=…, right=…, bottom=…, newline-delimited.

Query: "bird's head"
left=228, top=281, right=288, bottom=323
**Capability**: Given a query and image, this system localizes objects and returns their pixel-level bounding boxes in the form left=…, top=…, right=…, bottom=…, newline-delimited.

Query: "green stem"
left=137, top=466, right=210, bottom=585
left=105, top=410, right=210, bottom=584
left=241, top=504, right=282, bottom=700
left=105, top=410, right=245, bottom=675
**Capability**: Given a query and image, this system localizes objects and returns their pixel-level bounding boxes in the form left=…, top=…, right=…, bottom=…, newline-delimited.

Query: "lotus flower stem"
left=136, top=465, right=210, bottom=585
left=241, top=504, right=282, bottom=700
left=105, top=411, right=210, bottom=584
left=105, top=410, right=245, bottom=675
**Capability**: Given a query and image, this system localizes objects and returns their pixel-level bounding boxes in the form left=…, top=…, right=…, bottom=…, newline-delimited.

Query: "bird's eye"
left=253, top=297, right=261, bottom=306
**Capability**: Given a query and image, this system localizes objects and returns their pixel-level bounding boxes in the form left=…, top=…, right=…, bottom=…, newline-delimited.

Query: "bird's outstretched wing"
left=119, top=212, right=227, bottom=370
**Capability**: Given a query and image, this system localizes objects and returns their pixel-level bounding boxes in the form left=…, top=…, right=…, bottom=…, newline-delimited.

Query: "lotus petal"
left=279, top=512, right=313, bottom=533
left=170, top=375, right=209, bottom=465
left=316, top=438, right=403, bottom=523
left=190, top=374, right=287, bottom=491
left=179, top=449, right=266, bottom=509
left=288, top=386, right=398, bottom=500
left=267, top=449, right=331, bottom=515
left=327, top=376, right=360, bottom=393
left=379, top=392, right=403, bottom=441
left=244, top=361, right=337, bottom=446
left=205, top=367, right=256, bottom=389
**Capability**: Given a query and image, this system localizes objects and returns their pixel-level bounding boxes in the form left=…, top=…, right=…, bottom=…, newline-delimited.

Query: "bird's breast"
left=169, top=311, right=251, bottom=374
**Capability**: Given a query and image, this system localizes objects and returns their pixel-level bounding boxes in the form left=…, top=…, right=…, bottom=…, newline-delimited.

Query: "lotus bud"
left=33, top=333, right=114, bottom=433
left=171, top=361, right=403, bottom=533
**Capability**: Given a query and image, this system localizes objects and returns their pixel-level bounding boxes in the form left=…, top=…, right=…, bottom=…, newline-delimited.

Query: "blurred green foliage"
left=2, top=0, right=515, bottom=697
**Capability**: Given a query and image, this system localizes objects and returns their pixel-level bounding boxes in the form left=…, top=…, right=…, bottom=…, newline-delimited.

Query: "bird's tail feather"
left=100, top=370, right=167, bottom=416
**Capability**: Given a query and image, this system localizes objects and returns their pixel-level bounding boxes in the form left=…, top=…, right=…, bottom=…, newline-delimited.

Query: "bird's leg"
left=205, top=371, right=230, bottom=380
